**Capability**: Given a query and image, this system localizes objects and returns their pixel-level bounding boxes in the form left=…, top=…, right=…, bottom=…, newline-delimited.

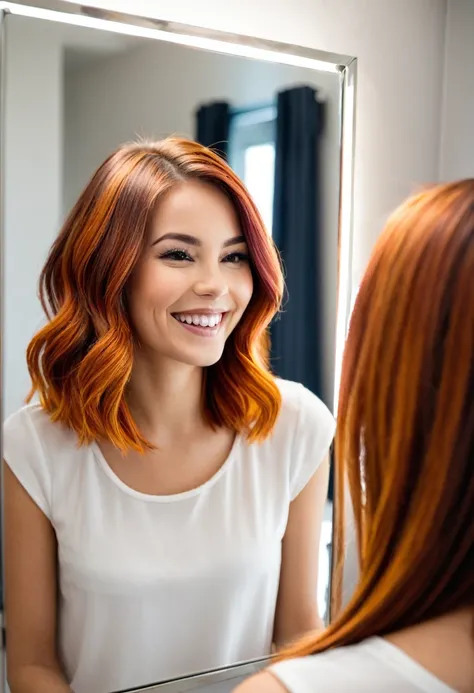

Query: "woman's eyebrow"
left=152, top=232, right=199, bottom=247
left=151, top=233, right=246, bottom=248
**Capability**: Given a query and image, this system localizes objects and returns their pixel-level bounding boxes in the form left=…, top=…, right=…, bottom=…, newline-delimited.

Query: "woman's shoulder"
left=274, top=378, right=335, bottom=439
left=4, top=402, right=72, bottom=444
left=3, top=403, right=85, bottom=520
left=3, top=401, right=79, bottom=466
left=4, top=402, right=47, bottom=441
left=236, top=638, right=428, bottom=693
left=5, top=402, right=48, bottom=426
left=260, top=380, right=335, bottom=499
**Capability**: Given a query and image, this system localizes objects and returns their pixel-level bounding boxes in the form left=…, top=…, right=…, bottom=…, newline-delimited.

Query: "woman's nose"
left=192, top=265, right=228, bottom=299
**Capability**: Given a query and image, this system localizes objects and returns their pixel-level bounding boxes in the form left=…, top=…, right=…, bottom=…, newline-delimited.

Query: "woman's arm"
left=6, top=666, right=72, bottom=693
left=3, top=461, right=72, bottom=693
left=273, top=455, right=330, bottom=648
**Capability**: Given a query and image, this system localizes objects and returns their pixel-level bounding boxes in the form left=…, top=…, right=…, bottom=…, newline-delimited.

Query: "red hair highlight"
left=26, top=138, right=283, bottom=452
left=280, top=180, right=474, bottom=657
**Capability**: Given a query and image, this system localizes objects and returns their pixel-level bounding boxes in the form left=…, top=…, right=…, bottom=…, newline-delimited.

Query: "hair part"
left=26, top=137, right=284, bottom=451
left=280, top=180, right=474, bottom=658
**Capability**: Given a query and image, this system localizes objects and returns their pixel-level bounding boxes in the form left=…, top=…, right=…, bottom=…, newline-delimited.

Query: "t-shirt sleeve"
left=289, top=385, right=336, bottom=501
left=269, top=657, right=346, bottom=693
left=269, top=659, right=315, bottom=693
left=3, top=408, right=52, bottom=519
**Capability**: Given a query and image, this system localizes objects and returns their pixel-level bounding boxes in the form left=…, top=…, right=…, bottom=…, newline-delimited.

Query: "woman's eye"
left=160, top=249, right=193, bottom=262
left=223, top=252, right=249, bottom=264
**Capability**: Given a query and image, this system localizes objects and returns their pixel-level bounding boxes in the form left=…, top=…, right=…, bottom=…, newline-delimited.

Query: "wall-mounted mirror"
left=0, top=2, right=356, bottom=692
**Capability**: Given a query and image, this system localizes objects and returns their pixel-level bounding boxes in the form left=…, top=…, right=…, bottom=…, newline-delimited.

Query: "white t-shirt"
left=270, top=637, right=456, bottom=693
left=3, top=378, right=335, bottom=693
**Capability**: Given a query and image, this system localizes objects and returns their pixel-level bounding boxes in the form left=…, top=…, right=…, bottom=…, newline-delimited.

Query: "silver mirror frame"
left=111, top=655, right=270, bottom=692
left=0, top=0, right=356, bottom=686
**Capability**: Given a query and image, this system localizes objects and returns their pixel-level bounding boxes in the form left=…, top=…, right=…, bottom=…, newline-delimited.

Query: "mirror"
left=0, top=2, right=356, bottom=692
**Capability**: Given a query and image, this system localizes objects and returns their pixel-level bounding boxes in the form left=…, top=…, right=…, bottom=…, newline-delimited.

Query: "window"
left=228, top=105, right=276, bottom=234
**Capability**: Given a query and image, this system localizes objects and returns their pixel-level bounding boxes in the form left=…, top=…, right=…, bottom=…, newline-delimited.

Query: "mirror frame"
left=0, top=1, right=357, bottom=688
left=110, top=655, right=269, bottom=693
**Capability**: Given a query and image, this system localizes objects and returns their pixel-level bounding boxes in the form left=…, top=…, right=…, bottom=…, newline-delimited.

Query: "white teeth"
left=175, top=313, right=222, bottom=328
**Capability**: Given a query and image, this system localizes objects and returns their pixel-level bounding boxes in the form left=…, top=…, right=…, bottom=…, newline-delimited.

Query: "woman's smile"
left=171, top=311, right=228, bottom=338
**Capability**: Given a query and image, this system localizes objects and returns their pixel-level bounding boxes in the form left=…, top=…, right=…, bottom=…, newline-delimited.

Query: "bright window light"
left=242, top=143, right=275, bottom=232
left=229, top=106, right=276, bottom=235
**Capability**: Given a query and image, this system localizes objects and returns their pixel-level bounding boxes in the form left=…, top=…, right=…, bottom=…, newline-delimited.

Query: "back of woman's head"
left=27, top=137, right=283, bottom=452
left=284, top=179, right=474, bottom=658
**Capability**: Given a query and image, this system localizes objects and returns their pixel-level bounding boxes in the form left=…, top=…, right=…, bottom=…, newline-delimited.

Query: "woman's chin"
left=171, top=346, right=226, bottom=369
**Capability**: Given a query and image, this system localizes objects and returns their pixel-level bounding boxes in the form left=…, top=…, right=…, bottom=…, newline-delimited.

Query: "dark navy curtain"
left=195, top=101, right=231, bottom=160
left=270, top=86, right=332, bottom=501
left=271, top=85, right=324, bottom=396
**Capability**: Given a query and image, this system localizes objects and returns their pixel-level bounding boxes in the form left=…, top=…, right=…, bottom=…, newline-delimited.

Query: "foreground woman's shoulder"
left=235, top=638, right=442, bottom=693
left=234, top=671, right=287, bottom=693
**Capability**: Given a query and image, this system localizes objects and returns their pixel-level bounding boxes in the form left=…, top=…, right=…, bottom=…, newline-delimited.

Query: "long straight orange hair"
left=283, top=180, right=474, bottom=658
left=26, top=138, right=284, bottom=452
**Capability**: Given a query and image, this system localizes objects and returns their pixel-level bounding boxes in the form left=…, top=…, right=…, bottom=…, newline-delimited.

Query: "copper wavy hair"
left=26, top=137, right=283, bottom=452
left=282, top=179, right=474, bottom=658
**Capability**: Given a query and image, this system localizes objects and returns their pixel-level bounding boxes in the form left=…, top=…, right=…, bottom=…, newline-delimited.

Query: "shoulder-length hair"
left=282, top=179, right=474, bottom=658
left=26, top=137, right=283, bottom=452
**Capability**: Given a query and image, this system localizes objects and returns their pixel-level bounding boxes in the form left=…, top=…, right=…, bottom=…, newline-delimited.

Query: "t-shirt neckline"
left=91, top=433, right=242, bottom=503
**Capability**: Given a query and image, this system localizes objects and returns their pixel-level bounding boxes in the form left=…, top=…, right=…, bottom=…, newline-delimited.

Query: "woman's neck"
left=126, top=356, right=205, bottom=445
left=386, top=609, right=474, bottom=693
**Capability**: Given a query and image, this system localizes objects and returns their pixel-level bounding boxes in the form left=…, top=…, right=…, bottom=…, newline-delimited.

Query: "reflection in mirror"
left=1, top=5, right=355, bottom=693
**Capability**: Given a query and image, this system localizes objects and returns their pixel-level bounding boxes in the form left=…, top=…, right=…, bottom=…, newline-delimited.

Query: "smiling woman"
left=25, top=139, right=283, bottom=452
left=3, top=137, right=335, bottom=693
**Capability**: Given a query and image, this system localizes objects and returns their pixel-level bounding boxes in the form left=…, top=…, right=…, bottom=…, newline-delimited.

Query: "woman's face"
left=127, top=179, right=254, bottom=368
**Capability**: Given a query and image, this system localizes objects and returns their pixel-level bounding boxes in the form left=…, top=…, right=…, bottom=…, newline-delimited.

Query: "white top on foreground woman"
left=236, top=181, right=474, bottom=693
left=3, top=138, right=334, bottom=693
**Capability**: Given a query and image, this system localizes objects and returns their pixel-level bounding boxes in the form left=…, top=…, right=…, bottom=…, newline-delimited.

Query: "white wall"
left=64, top=0, right=448, bottom=291
left=3, top=16, right=63, bottom=418
left=439, top=0, right=474, bottom=180
left=64, top=41, right=340, bottom=214
left=64, top=40, right=341, bottom=406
